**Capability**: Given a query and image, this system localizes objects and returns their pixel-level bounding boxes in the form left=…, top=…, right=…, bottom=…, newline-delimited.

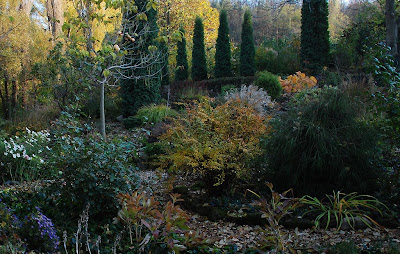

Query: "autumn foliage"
left=279, top=71, right=318, bottom=93
left=159, top=97, right=268, bottom=191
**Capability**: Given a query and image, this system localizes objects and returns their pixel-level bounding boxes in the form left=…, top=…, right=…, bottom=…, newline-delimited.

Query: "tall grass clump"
left=263, top=86, right=378, bottom=197
left=136, top=104, right=178, bottom=125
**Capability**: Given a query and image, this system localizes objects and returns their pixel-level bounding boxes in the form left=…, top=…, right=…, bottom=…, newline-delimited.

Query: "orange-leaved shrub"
left=279, top=71, right=317, bottom=94
left=159, top=97, right=268, bottom=192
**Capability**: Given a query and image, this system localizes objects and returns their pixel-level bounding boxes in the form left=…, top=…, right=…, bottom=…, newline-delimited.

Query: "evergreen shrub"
left=255, top=71, right=282, bottom=100
left=215, top=10, right=232, bottom=78
left=264, top=86, right=378, bottom=197
left=192, top=17, right=208, bottom=81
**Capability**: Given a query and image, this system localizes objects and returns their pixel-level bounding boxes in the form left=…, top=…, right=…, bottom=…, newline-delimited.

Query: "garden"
left=1, top=0, right=400, bottom=253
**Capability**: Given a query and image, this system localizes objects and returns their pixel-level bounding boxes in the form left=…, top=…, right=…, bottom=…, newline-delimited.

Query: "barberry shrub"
left=159, top=97, right=268, bottom=193
left=263, top=86, right=378, bottom=197
left=279, top=71, right=317, bottom=94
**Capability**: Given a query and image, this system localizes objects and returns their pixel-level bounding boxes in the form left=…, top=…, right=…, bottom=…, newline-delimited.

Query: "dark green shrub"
left=263, top=86, right=379, bottom=197
left=255, top=39, right=301, bottom=75
left=240, top=10, right=256, bottom=77
left=46, top=113, right=139, bottom=229
left=255, top=71, right=282, bottom=100
left=215, top=10, right=232, bottom=78
left=123, top=115, right=142, bottom=129
left=192, top=17, right=208, bottom=81
left=175, top=27, right=189, bottom=82
left=120, top=0, right=161, bottom=117
left=300, top=0, right=330, bottom=71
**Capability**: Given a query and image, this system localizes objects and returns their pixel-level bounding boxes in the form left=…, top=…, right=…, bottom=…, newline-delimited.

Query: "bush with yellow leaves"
left=159, top=97, right=268, bottom=193
left=279, top=71, right=318, bottom=94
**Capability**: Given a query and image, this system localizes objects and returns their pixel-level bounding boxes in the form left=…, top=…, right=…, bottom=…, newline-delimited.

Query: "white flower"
left=39, top=159, right=44, bottom=164
left=12, top=154, right=16, bottom=158
left=16, top=153, right=20, bottom=158
left=4, top=152, right=8, bottom=156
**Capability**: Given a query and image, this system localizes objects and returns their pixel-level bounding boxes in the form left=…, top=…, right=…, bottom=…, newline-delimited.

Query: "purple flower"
left=31, top=207, right=60, bottom=251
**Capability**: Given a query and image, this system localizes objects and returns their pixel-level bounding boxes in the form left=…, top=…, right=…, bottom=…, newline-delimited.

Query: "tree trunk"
left=19, top=0, right=34, bottom=16
left=386, top=0, right=398, bottom=59
left=4, top=77, right=11, bottom=119
left=46, top=0, right=64, bottom=40
left=100, top=79, right=106, bottom=141
left=11, top=80, right=17, bottom=114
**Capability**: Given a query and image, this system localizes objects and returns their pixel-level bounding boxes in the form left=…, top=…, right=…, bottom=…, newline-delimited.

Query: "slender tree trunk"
left=46, top=0, right=64, bottom=41
left=100, top=78, right=106, bottom=141
left=0, top=82, right=6, bottom=118
left=386, top=0, right=398, bottom=59
left=4, top=77, right=11, bottom=119
left=11, top=80, right=17, bottom=117
left=21, top=81, right=27, bottom=109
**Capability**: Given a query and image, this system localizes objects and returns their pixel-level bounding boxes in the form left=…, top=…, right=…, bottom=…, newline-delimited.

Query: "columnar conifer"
left=215, top=10, right=232, bottom=78
left=300, top=0, right=330, bottom=71
left=240, top=10, right=256, bottom=77
left=191, top=17, right=208, bottom=81
left=175, top=27, right=189, bottom=81
left=120, top=0, right=161, bottom=117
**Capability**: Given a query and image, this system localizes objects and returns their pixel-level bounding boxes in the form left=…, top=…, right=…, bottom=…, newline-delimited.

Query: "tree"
left=0, top=0, right=51, bottom=119
left=46, top=0, right=64, bottom=40
left=215, top=9, right=232, bottom=78
left=157, top=0, right=219, bottom=77
left=120, top=0, right=162, bottom=118
left=191, top=17, right=207, bottom=81
left=240, top=9, right=256, bottom=77
left=386, top=0, right=399, bottom=62
left=300, top=0, right=330, bottom=71
left=175, top=27, right=189, bottom=81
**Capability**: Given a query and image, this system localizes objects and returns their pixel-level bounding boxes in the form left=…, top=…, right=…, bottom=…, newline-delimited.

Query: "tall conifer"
left=120, top=0, right=161, bottom=117
left=240, top=10, right=256, bottom=77
left=191, top=17, right=208, bottom=81
left=300, top=0, right=330, bottom=71
left=215, top=10, right=232, bottom=78
left=175, top=27, right=189, bottom=81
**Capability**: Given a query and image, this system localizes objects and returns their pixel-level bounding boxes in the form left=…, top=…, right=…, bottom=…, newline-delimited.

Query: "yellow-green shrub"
left=159, top=97, right=268, bottom=192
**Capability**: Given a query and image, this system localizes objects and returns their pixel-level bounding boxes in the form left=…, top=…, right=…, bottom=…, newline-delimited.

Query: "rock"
left=116, top=115, right=124, bottom=122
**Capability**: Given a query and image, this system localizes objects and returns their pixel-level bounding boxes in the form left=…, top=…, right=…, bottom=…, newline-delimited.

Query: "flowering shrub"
left=159, top=97, right=268, bottom=192
left=279, top=71, right=317, bottom=94
left=0, top=200, right=24, bottom=250
left=0, top=128, right=53, bottom=183
left=224, top=85, right=273, bottom=115
left=19, top=207, right=60, bottom=253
